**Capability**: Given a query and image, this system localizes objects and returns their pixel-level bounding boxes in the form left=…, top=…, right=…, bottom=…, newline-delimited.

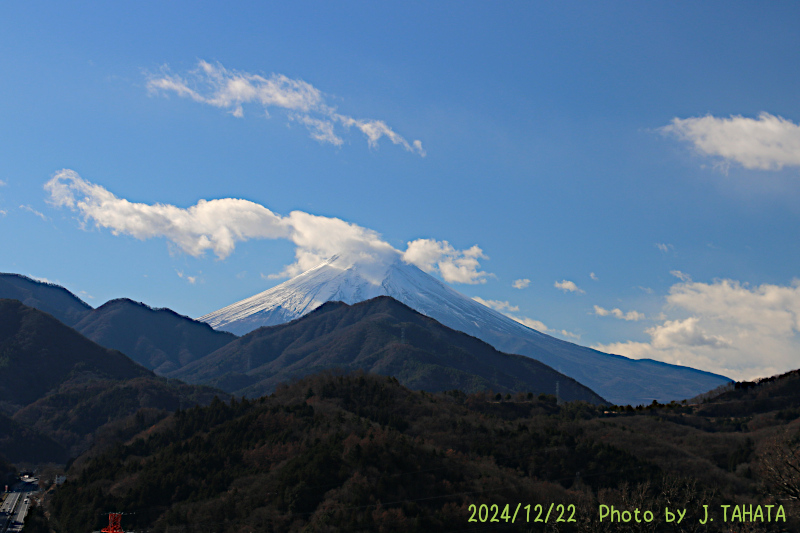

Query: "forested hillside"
left=171, top=297, right=606, bottom=403
left=48, top=371, right=800, bottom=532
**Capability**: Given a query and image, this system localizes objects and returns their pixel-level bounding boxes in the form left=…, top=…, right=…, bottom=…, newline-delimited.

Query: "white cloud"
left=593, top=278, right=800, bottom=381
left=0, top=210, right=6, bottom=217
left=471, top=296, right=582, bottom=339
left=291, top=114, right=343, bottom=146
left=147, top=60, right=425, bottom=156
left=512, top=278, right=530, bottom=289
left=176, top=270, right=198, bottom=284
left=670, top=270, right=692, bottom=282
left=663, top=112, right=800, bottom=171
left=590, top=272, right=598, bottom=281
left=31, top=275, right=64, bottom=286
left=554, top=279, right=584, bottom=294
left=46, top=170, right=290, bottom=259
left=20, top=204, right=48, bottom=221
left=509, top=315, right=549, bottom=332
left=656, top=243, right=674, bottom=253
left=0, top=180, right=6, bottom=186
left=646, top=317, right=729, bottom=349
left=470, top=295, right=579, bottom=339
left=402, top=238, right=489, bottom=284
left=507, top=314, right=580, bottom=340
left=334, top=114, right=426, bottom=156
left=472, top=297, right=519, bottom=313
left=45, top=170, right=489, bottom=285
left=593, top=305, right=645, bottom=321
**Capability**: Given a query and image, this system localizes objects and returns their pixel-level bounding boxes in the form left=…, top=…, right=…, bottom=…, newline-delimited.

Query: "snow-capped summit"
left=200, top=254, right=396, bottom=334
left=200, top=256, right=731, bottom=405
left=201, top=254, right=530, bottom=338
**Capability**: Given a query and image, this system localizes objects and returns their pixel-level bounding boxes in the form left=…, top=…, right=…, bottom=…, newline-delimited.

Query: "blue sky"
left=2, top=1, right=800, bottom=381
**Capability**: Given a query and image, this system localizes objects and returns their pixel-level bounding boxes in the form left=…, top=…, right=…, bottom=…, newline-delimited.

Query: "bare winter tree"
left=757, top=428, right=800, bottom=504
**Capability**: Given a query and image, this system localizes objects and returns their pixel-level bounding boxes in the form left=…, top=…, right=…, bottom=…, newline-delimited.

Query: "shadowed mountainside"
left=171, top=296, right=606, bottom=404
left=0, top=299, right=152, bottom=413
left=74, top=298, right=237, bottom=374
left=13, top=376, right=227, bottom=459
left=0, top=299, right=229, bottom=462
left=0, top=410, right=68, bottom=464
left=0, top=273, right=92, bottom=326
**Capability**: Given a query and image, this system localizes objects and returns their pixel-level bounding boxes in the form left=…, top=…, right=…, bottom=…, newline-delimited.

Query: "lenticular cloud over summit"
left=44, top=169, right=489, bottom=284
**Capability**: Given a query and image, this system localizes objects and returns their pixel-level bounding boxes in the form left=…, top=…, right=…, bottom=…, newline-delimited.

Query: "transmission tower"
left=101, top=513, right=125, bottom=533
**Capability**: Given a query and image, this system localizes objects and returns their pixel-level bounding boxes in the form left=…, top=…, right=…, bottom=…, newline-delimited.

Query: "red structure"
left=101, top=513, right=124, bottom=533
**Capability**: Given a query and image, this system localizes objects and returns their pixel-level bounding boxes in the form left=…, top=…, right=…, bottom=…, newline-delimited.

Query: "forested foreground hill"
left=0, top=298, right=151, bottom=411
left=48, top=372, right=799, bottom=533
left=0, top=299, right=229, bottom=463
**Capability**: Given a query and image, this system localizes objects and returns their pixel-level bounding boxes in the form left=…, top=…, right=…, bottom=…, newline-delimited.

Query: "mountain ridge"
left=74, top=297, right=238, bottom=374
left=0, top=273, right=92, bottom=326
left=200, top=256, right=731, bottom=405
left=174, top=295, right=607, bottom=403
left=0, top=298, right=152, bottom=413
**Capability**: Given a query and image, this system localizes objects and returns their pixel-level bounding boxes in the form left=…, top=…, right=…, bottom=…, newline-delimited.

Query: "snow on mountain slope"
left=200, top=255, right=731, bottom=405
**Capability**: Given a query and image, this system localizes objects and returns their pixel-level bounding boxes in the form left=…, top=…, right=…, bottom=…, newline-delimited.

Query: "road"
left=1, top=486, right=36, bottom=533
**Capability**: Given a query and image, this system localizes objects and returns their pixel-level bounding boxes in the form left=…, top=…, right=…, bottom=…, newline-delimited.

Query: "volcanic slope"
left=200, top=256, right=730, bottom=405
left=176, top=296, right=606, bottom=403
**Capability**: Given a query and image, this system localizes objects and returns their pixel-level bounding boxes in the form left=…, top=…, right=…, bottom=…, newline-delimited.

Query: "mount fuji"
left=200, top=255, right=731, bottom=405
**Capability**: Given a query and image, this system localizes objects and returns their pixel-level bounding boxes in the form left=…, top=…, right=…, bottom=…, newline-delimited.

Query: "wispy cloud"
left=472, top=297, right=519, bottom=312
left=662, top=112, right=800, bottom=171
left=507, top=314, right=580, bottom=340
left=670, top=270, right=692, bottom=282
left=470, top=295, right=579, bottom=339
left=45, top=170, right=488, bottom=285
left=176, top=269, right=199, bottom=284
left=593, top=278, right=800, bottom=381
left=590, top=272, right=598, bottom=281
left=31, top=275, right=56, bottom=284
left=593, top=305, right=645, bottom=321
left=655, top=243, right=674, bottom=253
left=20, top=204, right=48, bottom=221
left=146, top=60, right=425, bottom=156
left=512, top=278, right=530, bottom=289
left=554, top=279, right=584, bottom=294
left=0, top=180, right=6, bottom=187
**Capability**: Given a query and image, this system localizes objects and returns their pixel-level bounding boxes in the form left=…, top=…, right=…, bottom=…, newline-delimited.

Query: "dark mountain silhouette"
left=170, top=296, right=606, bottom=403
left=690, top=368, right=800, bottom=418
left=0, top=299, right=230, bottom=463
left=0, top=410, right=68, bottom=464
left=74, top=298, right=237, bottom=374
left=0, top=299, right=151, bottom=413
left=48, top=371, right=800, bottom=533
left=12, top=376, right=227, bottom=459
left=0, top=273, right=92, bottom=326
